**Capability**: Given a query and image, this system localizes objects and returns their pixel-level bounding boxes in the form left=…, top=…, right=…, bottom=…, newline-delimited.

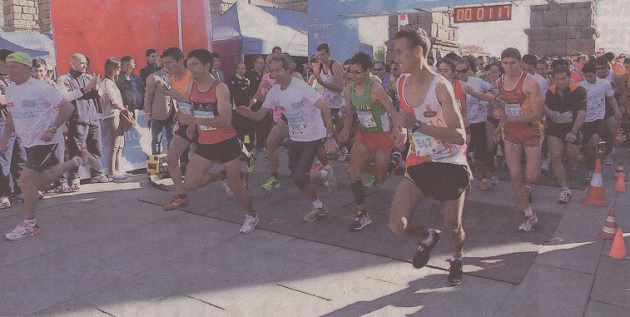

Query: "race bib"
left=178, top=102, right=191, bottom=114
left=554, top=111, right=573, bottom=124
left=411, top=131, right=446, bottom=156
left=357, top=110, right=377, bottom=128
left=322, top=91, right=336, bottom=103
left=505, top=102, right=523, bottom=117
left=194, top=110, right=216, bottom=131
left=287, top=114, right=307, bottom=135
left=587, top=97, right=603, bottom=113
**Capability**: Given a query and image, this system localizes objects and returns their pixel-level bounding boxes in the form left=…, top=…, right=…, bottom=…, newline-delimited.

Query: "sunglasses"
left=455, top=69, right=469, bottom=74
left=347, top=69, right=364, bottom=75
left=391, top=67, right=400, bottom=71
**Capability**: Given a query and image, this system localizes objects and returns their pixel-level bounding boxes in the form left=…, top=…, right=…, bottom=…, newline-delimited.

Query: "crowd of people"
left=1, top=25, right=629, bottom=286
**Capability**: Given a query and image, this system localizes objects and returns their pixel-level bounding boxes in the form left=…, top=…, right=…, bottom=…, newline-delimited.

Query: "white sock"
left=72, top=156, right=84, bottom=166
left=24, top=218, right=37, bottom=226
left=421, top=229, right=435, bottom=246
left=524, top=207, right=534, bottom=217
left=450, top=256, right=463, bottom=262
left=312, top=199, right=323, bottom=209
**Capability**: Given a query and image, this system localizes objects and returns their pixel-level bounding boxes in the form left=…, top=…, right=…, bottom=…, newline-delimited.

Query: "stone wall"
left=37, top=0, right=50, bottom=33
left=3, top=0, right=40, bottom=32
left=386, top=11, right=459, bottom=63
left=526, top=1, right=598, bottom=56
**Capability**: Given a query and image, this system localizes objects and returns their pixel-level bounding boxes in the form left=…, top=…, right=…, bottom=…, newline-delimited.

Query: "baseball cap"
left=6, top=52, right=33, bottom=68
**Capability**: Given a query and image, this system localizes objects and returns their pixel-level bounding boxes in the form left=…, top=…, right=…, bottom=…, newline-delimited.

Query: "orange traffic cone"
left=581, top=159, right=608, bottom=206
left=609, top=228, right=627, bottom=260
left=599, top=209, right=618, bottom=239
left=615, top=161, right=624, bottom=177
left=614, top=171, right=625, bottom=193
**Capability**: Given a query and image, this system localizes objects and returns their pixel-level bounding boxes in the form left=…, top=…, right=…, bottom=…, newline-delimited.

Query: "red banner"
left=51, top=0, right=212, bottom=75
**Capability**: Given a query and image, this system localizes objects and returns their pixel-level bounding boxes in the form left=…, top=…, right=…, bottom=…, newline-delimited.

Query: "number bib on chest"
left=505, top=102, right=523, bottom=117
left=553, top=111, right=573, bottom=124
left=287, top=113, right=308, bottom=135
left=357, top=110, right=377, bottom=128
left=411, top=131, right=446, bottom=156
left=194, top=110, right=216, bottom=131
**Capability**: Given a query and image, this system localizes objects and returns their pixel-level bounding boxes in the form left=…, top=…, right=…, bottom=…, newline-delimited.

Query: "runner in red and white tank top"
left=190, top=80, right=237, bottom=144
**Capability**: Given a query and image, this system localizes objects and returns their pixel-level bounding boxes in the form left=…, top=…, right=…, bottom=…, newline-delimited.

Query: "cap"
left=6, top=52, right=33, bottom=68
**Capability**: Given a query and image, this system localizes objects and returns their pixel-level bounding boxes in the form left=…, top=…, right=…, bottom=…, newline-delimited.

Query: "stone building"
left=1, top=0, right=51, bottom=33
left=525, top=1, right=598, bottom=56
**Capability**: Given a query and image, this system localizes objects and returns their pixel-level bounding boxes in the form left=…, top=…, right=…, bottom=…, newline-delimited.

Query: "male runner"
left=339, top=52, right=398, bottom=231
left=544, top=65, right=586, bottom=203
left=491, top=48, right=544, bottom=232
left=388, top=27, right=470, bottom=285
left=237, top=53, right=338, bottom=222
left=175, top=49, right=258, bottom=233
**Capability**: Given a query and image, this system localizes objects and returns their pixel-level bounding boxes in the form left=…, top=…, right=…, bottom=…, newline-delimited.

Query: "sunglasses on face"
left=391, top=67, right=400, bottom=71
left=347, top=69, right=364, bottom=75
left=455, top=69, right=469, bottom=74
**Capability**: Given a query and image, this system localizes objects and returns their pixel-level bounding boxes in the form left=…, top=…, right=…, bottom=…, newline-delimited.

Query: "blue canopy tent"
left=0, top=36, right=49, bottom=57
left=0, top=31, right=55, bottom=66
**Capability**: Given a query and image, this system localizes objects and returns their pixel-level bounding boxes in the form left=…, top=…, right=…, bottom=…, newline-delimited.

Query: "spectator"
left=211, top=52, right=225, bottom=82
left=140, top=49, right=160, bottom=84
left=101, top=57, right=130, bottom=179
left=116, top=56, right=144, bottom=113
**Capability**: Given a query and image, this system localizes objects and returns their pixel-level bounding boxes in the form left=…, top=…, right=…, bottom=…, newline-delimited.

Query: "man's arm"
left=319, top=61, right=344, bottom=93
left=314, top=98, right=339, bottom=153
left=143, top=74, right=157, bottom=122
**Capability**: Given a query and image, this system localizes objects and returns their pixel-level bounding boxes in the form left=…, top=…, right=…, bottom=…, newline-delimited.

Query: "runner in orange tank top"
left=491, top=48, right=544, bottom=233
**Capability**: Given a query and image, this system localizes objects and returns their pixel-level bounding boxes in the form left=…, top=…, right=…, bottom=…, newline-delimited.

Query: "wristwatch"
left=48, top=126, right=57, bottom=133
left=326, top=132, right=334, bottom=139
left=412, top=120, right=422, bottom=132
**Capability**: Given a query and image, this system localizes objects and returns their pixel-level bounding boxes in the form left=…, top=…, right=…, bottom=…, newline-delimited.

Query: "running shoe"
left=351, top=210, right=372, bottom=231
left=412, top=229, right=441, bottom=269
left=585, top=170, right=594, bottom=183
left=447, top=258, right=464, bottom=286
left=303, top=206, right=328, bottom=222
left=70, top=179, right=81, bottom=192
left=363, top=176, right=376, bottom=188
left=558, top=188, right=572, bottom=204
left=246, top=154, right=255, bottom=173
left=0, top=197, right=11, bottom=210
left=164, top=195, right=189, bottom=210
left=5, top=221, right=40, bottom=241
left=322, top=165, right=337, bottom=192
left=91, top=174, right=112, bottom=183
left=519, top=213, right=538, bottom=232
left=310, top=161, right=324, bottom=173
left=54, top=182, right=72, bottom=193
left=490, top=176, right=499, bottom=186
left=240, top=214, right=259, bottom=234
left=261, top=176, right=280, bottom=190
left=337, top=146, right=349, bottom=162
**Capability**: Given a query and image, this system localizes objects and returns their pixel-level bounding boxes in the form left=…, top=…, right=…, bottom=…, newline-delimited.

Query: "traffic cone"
left=615, top=161, right=624, bottom=177
left=581, top=159, right=608, bottom=206
left=609, top=228, right=627, bottom=260
left=599, top=209, right=617, bottom=239
left=614, top=171, right=625, bottom=193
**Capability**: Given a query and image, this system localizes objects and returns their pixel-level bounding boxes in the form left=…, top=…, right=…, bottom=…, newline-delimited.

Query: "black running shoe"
left=412, top=230, right=441, bottom=269
left=448, top=258, right=463, bottom=286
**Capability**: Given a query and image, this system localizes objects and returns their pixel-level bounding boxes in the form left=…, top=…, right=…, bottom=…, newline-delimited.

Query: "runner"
left=1, top=52, right=101, bottom=240
left=388, top=27, right=470, bottom=286
left=579, top=61, right=618, bottom=179
left=338, top=52, right=398, bottom=231
left=174, top=49, right=258, bottom=234
left=491, top=47, right=544, bottom=232
left=237, top=53, right=339, bottom=222
left=595, top=56, right=623, bottom=164
left=544, top=65, right=586, bottom=203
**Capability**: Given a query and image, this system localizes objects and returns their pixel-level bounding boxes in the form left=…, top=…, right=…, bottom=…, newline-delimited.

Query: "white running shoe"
left=240, top=214, right=259, bottom=234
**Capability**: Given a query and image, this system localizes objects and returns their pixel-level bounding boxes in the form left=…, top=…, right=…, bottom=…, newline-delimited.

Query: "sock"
left=72, top=156, right=84, bottom=166
left=24, top=218, right=37, bottom=226
left=421, top=229, right=435, bottom=246
left=524, top=207, right=533, bottom=217
left=271, top=172, right=279, bottom=179
left=312, top=198, right=323, bottom=209
left=319, top=169, right=328, bottom=179
left=350, top=181, right=365, bottom=205
left=450, top=256, right=463, bottom=262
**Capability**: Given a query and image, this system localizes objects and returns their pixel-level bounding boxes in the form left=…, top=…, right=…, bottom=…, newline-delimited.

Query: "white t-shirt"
left=100, top=78, right=123, bottom=119
left=319, top=66, right=343, bottom=109
left=6, top=77, right=64, bottom=148
left=263, top=77, right=326, bottom=142
left=579, top=78, right=614, bottom=122
left=464, top=76, right=491, bottom=124
left=533, top=73, right=549, bottom=101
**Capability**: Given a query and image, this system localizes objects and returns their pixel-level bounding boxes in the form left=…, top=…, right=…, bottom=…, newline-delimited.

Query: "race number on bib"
left=505, top=102, right=523, bottom=117
left=287, top=116, right=307, bottom=135
left=357, top=110, right=377, bottom=128
left=194, top=110, right=216, bottom=131
left=411, top=131, right=446, bottom=156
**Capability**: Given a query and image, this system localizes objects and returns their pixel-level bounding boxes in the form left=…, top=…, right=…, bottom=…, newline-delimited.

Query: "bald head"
left=71, top=53, right=88, bottom=73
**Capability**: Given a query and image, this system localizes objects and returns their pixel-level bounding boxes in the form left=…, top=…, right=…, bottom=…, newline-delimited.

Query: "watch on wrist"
left=412, top=120, right=422, bottom=132
left=326, top=132, right=334, bottom=139
left=48, top=126, right=57, bottom=133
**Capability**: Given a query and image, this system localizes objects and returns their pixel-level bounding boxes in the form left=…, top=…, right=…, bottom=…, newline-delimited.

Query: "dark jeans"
left=288, top=139, right=321, bottom=189
left=151, top=117, right=175, bottom=155
left=10, top=136, right=25, bottom=196
left=67, top=121, right=104, bottom=180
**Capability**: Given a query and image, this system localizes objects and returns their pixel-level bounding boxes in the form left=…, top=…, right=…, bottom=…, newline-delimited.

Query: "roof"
left=212, top=2, right=308, bottom=56
left=0, top=30, right=55, bottom=64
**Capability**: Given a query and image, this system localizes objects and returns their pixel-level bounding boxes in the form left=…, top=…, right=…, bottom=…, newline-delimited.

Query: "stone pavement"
left=0, top=147, right=629, bottom=316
